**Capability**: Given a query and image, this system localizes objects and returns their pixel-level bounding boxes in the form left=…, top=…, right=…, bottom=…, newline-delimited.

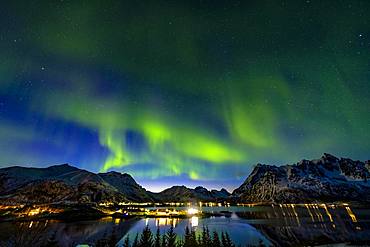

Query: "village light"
left=187, top=207, right=199, bottom=215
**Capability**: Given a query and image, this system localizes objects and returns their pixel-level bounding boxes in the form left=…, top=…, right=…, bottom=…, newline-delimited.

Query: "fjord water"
left=116, top=213, right=271, bottom=246
left=0, top=205, right=369, bottom=246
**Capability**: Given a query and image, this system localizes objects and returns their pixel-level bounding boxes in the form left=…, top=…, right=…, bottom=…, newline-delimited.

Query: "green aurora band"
left=0, top=1, right=369, bottom=189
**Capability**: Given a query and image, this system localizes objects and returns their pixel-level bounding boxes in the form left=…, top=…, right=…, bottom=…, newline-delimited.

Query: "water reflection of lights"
left=278, top=203, right=361, bottom=226
left=157, top=218, right=166, bottom=226
left=322, top=204, right=333, bottom=222
left=279, top=204, right=286, bottom=217
left=290, top=204, right=300, bottom=226
left=290, top=204, right=298, bottom=216
left=314, top=206, right=324, bottom=222
left=155, top=218, right=178, bottom=227
left=345, top=206, right=357, bottom=223
left=191, top=216, right=199, bottom=227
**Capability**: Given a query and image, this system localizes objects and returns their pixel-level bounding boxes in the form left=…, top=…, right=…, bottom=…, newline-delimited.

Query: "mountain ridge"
left=151, top=185, right=230, bottom=202
left=1, top=153, right=369, bottom=204
left=232, top=153, right=370, bottom=203
left=0, top=163, right=228, bottom=204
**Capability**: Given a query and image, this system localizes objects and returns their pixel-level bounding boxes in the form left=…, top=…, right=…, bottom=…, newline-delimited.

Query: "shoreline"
left=0, top=201, right=367, bottom=223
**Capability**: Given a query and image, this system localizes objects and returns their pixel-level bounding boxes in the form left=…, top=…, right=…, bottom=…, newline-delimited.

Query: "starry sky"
left=0, top=0, right=369, bottom=191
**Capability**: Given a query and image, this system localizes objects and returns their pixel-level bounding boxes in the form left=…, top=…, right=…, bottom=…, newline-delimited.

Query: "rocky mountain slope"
left=153, top=185, right=230, bottom=202
left=232, top=153, right=370, bottom=203
left=0, top=164, right=143, bottom=204
left=0, top=164, right=104, bottom=193
left=1, top=153, right=369, bottom=205
left=98, top=171, right=154, bottom=202
left=0, top=164, right=231, bottom=205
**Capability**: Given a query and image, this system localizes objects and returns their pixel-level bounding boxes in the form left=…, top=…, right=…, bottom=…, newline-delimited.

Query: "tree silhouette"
left=190, top=228, right=198, bottom=246
left=221, top=232, right=235, bottom=247
left=211, top=231, right=221, bottom=247
left=108, top=228, right=118, bottom=247
left=176, top=238, right=184, bottom=247
left=139, top=225, right=153, bottom=247
left=42, top=230, right=58, bottom=247
left=258, top=239, right=266, bottom=247
left=200, top=227, right=211, bottom=247
left=183, top=226, right=195, bottom=247
left=97, top=226, right=237, bottom=247
left=166, top=226, right=177, bottom=247
left=132, top=233, right=139, bottom=247
left=197, top=234, right=203, bottom=246
left=122, top=235, right=130, bottom=247
left=154, top=228, right=161, bottom=247
left=161, top=233, right=166, bottom=247
left=96, top=231, right=108, bottom=247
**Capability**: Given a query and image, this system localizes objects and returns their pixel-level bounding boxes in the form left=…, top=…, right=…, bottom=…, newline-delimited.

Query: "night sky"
left=0, top=1, right=369, bottom=191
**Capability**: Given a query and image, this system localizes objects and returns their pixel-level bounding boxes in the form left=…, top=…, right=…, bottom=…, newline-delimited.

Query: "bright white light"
left=191, top=216, right=198, bottom=227
left=187, top=207, right=199, bottom=215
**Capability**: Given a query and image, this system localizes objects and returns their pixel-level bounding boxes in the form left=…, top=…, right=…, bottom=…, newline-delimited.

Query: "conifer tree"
left=161, top=233, right=166, bottom=247
left=225, top=232, right=235, bottom=247
left=184, top=226, right=198, bottom=247
left=132, top=233, right=139, bottom=247
left=183, top=226, right=192, bottom=247
left=211, top=231, right=221, bottom=247
left=108, top=229, right=118, bottom=247
left=128, top=226, right=238, bottom=247
left=154, top=228, right=161, bottom=247
left=176, top=238, right=184, bottom=247
left=201, top=227, right=211, bottom=247
left=166, top=226, right=177, bottom=247
left=221, top=232, right=226, bottom=247
left=43, top=230, right=58, bottom=247
left=96, top=231, right=109, bottom=247
left=191, top=228, right=198, bottom=247
left=122, top=235, right=130, bottom=247
left=139, top=225, right=153, bottom=247
left=197, top=233, right=203, bottom=247
left=258, top=239, right=266, bottom=247
left=221, top=232, right=234, bottom=247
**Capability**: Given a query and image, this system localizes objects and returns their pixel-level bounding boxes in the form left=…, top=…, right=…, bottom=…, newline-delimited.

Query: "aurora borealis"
left=0, top=1, right=369, bottom=191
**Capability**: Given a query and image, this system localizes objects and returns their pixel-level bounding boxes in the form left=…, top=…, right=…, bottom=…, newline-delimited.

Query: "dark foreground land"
left=0, top=204, right=369, bottom=247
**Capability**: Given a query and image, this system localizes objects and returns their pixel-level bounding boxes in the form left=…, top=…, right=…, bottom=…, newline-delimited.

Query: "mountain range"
left=0, top=153, right=369, bottom=205
left=0, top=163, right=229, bottom=204
left=233, top=153, right=370, bottom=203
